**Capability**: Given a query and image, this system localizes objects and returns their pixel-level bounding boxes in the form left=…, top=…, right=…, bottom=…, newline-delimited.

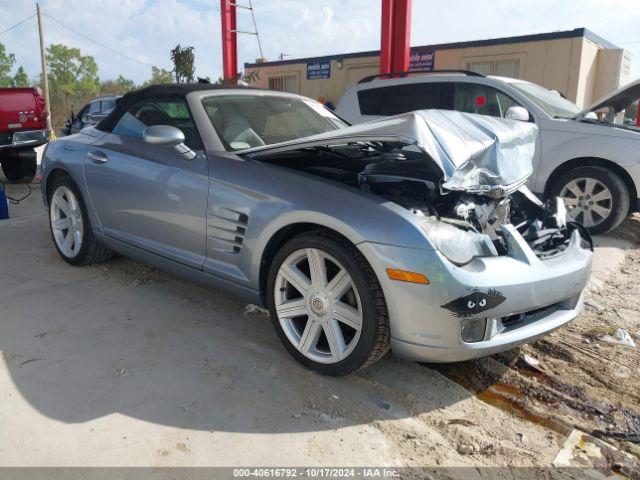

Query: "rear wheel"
left=48, top=176, right=114, bottom=266
left=267, top=233, right=389, bottom=376
left=1, top=149, right=37, bottom=183
left=549, top=166, right=629, bottom=235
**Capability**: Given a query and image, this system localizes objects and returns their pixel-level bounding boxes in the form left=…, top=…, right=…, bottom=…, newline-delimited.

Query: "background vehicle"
left=336, top=72, right=640, bottom=234
left=61, top=95, right=120, bottom=136
left=0, top=87, right=50, bottom=182
left=41, top=84, right=591, bottom=376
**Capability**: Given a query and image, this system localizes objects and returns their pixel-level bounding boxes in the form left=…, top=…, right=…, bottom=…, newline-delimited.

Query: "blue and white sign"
left=307, top=60, right=331, bottom=80
left=409, top=49, right=435, bottom=71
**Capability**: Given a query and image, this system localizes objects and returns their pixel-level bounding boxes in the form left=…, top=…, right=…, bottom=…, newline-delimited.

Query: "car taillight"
left=34, top=90, right=49, bottom=119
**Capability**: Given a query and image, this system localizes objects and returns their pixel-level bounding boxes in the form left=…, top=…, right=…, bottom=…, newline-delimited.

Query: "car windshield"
left=510, top=81, right=582, bottom=118
left=202, top=94, right=347, bottom=151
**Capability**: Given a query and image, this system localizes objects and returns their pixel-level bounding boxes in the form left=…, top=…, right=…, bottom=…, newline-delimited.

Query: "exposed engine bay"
left=250, top=140, right=593, bottom=261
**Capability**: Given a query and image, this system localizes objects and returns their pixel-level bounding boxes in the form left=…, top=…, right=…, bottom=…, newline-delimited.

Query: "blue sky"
left=1, top=0, right=639, bottom=84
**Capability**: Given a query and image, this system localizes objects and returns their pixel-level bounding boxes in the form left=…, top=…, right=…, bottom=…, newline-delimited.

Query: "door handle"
left=87, top=151, right=108, bottom=164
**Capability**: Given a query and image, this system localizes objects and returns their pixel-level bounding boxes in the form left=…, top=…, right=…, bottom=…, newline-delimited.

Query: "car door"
left=84, top=95, right=209, bottom=269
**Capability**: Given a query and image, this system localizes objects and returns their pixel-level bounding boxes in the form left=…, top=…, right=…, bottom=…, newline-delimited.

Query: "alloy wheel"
left=50, top=186, right=83, bottom=258
left=559, top=177, right=613, bottom=228
left=274, top=248, right=363, bottom=364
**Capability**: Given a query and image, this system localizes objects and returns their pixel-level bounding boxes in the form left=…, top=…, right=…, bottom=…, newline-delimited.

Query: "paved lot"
left=0, top=179, right=634, bottom=468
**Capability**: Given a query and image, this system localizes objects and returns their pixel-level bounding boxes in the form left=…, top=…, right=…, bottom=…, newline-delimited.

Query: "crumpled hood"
left=241, top=109, right=538, bottom=197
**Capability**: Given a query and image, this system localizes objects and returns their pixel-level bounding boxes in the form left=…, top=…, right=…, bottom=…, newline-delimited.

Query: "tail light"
left=34, top=88, right=49, bottom=119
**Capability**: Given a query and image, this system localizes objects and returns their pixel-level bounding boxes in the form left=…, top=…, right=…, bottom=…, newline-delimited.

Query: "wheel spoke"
left=561, top=197, right=579, bottom=207
left=568, top=207, right=582, bottom=220
left=565, top=181, right=583, bottom=198
left=56, top=197, right=72, bottom=217
left=62, top=230, right=74, bottom=251
left=582, top=209, right=595, bottom=227
left=591, top=204, right=611, bottom=219
left=298, top=319, right=321, bottom=355
left=323, top=319, right=346, bottom=362
left=306, top=248, right=327, bottom=287
left=584, top=178, right=597, bottom=196
left=276, top=298, right=308, bottom=319
left=333, top=301, right=362, bottom=330
left=327, top=268, right=351, bottom=300
left=73, top=229, right=82, bottom=252
left=51, top=218, right=71, bottom=231
left=281, top=265, right=311, bottom=296
left=591, top=190, right=612, bottom=203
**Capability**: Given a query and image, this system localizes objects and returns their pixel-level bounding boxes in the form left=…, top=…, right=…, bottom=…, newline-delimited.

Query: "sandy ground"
left=0, top=179, right=636, bottom=470
left=435, top=215, right=640, bottom=464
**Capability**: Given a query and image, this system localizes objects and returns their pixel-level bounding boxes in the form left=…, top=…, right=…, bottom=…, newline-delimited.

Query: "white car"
left=336, top=72, right=640, bottom=233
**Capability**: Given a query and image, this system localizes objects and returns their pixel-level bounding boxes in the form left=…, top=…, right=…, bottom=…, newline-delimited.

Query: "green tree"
left=46, top=44, right=100, bottom=120
left=144, top=66, right=174, bottom=86
left=12, top=65, right=29, bottom=87
left=100, top=75, right=136, bottom=95
left=170, top=44, right=195, bottom=83
left=0, top=42, right=16, bottom=87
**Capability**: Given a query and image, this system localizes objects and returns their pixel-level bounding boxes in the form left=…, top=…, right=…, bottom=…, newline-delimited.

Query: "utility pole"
left=36, top=3, right=52, bottom=131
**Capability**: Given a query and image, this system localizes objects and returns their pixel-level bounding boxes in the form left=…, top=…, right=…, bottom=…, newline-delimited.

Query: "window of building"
left=268, top=74, right=299, bottom=94
left=357, top=82, right=453, bottom=116
left=453, top=83, right=521, bottom=118
left=466, top=58, right=521, bottom=78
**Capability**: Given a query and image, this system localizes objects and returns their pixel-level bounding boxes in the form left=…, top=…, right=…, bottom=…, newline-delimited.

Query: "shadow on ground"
left=0, top=192, right=482, bottom=436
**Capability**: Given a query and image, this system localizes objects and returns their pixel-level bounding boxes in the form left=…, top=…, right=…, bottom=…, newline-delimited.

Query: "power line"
left=0, top=14, right=36, bottom=36
left=42, top=13, right=162, bottom=69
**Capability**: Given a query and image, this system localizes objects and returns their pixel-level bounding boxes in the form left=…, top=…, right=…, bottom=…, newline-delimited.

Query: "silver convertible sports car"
left=41, top=84, right=593, bottom=376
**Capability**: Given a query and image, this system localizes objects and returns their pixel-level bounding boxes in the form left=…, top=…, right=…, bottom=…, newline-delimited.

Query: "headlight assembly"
left=420, top=219, right=497, bottom=266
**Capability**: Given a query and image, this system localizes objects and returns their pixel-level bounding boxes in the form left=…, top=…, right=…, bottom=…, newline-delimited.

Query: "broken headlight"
left=420, top=219, right=497, bottom=266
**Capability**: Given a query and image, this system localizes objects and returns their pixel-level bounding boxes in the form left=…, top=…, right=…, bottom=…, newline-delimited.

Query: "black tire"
left=549, top=166, right=630, bottom=235
left=47, top=175, right=115, bottom=266
left=267, top=232, right=390, bottom=376
left=1, top=149, right=37, bottom=183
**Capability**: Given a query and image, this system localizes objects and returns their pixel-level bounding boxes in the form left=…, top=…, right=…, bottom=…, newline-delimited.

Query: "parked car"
left=0, top=87, right=50, bottom=182
left=61, top=95, right=120, bottom=136
left=336, top=72, right=640, bottom=234
left=41, top=84, right=592, bottom=376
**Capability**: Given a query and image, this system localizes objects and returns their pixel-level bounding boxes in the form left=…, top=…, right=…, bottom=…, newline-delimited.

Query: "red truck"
left=0, top=87, right=50, bottom=183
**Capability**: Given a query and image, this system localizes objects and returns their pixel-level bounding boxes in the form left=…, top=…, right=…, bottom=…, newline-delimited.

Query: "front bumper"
left=359, top=224, right=592, bottom=363
left=0, top=129, right=50, bottom=150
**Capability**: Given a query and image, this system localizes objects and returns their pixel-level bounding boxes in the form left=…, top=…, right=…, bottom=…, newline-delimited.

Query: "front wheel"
left=48, top=176, right=115, bottom=266
left=549, top=166, right=629, bottom=235
left=267, top=233, right=390, bottom=376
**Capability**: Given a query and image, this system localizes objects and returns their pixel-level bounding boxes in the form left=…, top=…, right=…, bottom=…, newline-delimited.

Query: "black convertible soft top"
left=96, top=83, right=260, bottom=132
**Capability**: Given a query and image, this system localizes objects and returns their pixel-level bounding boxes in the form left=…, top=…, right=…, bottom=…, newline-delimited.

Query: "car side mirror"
left=505, top=106, right=531, bottom=122
left=143, top=125, right=196, bottom=160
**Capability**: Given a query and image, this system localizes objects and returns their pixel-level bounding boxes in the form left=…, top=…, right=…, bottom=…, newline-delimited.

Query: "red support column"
left=636, top=101, right=640, bottom=128
left=380, top=0, right=393, bottom=75
left=379, top=0, right=412, bottom=76
left=220, top=0, right=238, bottom=83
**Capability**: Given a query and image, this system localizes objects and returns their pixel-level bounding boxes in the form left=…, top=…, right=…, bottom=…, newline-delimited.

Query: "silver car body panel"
left=40, top=88, right=591, bottom=363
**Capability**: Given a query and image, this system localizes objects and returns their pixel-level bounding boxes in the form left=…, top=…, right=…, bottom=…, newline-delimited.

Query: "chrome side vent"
left=207, top=207, right=249, bottom=254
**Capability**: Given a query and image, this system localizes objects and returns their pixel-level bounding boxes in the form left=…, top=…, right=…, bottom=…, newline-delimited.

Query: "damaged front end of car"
left=244, top=109, right=592, bottom=264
